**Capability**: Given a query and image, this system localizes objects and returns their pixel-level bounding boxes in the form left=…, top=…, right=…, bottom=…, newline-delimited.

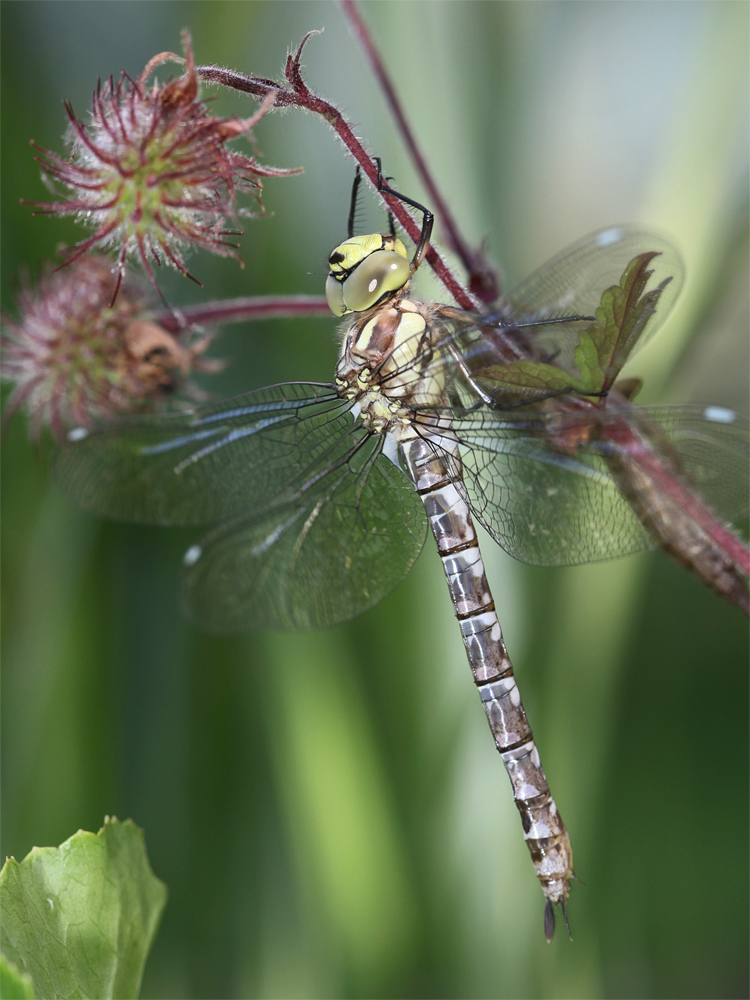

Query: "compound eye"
left=341, top=250, right=410, bottom=312
left=325, top=274, right=349, bottom=316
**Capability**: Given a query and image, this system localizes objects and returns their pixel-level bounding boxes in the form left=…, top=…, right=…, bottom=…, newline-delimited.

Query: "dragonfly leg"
left=401, top=435, right=574, bottom=939
left=374, top=157, right=434, bottom=273
left=347, top=165, right=362, bottom=239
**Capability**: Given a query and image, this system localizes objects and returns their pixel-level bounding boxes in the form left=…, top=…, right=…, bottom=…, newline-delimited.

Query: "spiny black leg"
left=347, top=165, right=362, bottom=239
left=374, top=157, right=434, bottom=273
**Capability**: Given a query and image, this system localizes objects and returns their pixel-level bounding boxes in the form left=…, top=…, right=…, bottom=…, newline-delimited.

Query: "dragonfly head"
left=326, top=233, right=410, bottom=316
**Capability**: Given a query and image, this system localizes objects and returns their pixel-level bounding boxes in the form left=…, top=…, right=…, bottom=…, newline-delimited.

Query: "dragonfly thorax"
left=335, top=298, right=444, bottom=435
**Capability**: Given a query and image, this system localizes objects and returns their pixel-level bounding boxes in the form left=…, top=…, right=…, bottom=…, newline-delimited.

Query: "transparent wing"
left=53, top=383, right=354, bottom=525
left=500, top=226, right=683, bottom=346
left=373, top=232, right=684, bottom=413
left=417, top=403, right=748, bottom=567
left=647, top=405, right=749, bottom=528
left=429, top=407, right=652, bottom=565
left=369, top=306, right=576, bottom=411
left=467, top=228, right=684, bottom=401
left=182, top=434, right=427, bottom=631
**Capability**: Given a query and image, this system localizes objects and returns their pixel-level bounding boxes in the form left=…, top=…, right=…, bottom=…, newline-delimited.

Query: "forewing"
left=389, top=232, right=683, bottom=411
left=182, top=437, right=427, bottom=630
left=53, top=383, right=351, bottom=525
left=478, top=228, right=684, bottom=397
left=371, top=306, right=573, bottom=411
left=502, top=227, right=683, bottom=343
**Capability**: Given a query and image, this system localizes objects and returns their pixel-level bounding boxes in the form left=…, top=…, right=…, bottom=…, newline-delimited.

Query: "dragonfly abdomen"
left=401, top=435, right=574, bottom=938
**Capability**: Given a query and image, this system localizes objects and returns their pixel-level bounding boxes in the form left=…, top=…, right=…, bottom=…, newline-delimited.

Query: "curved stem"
left=197, top=38, right=479, bottom=313
left=156, top=294, right=330, bottom=332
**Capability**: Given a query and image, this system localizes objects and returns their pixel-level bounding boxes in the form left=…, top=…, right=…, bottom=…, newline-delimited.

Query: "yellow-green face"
left=326, top=233, right=410, bottom=316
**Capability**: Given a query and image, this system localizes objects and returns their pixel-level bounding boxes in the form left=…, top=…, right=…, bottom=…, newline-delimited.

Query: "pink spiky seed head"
left=27, top=29, right=301, bottom=293
left=1, top=254, right=219, bottom=441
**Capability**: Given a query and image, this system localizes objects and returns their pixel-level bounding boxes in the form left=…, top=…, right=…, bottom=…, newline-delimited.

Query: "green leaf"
left=473, top=253, right=671, bottom=402
left=474, top=359, right=588, bottom=395
left=573, top=328, right=606, bottom=393
left=0, top=818, right=167, bottom=1000
left=0, top=955, right=36, bottom=999
left=573, top=251, right=669, bottom=393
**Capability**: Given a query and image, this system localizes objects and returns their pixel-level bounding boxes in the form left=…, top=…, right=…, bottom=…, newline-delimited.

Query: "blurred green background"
left=2, top=2, right=748, bottom=998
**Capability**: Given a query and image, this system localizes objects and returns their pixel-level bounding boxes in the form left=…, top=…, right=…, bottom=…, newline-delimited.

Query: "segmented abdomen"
left=401, top=434, right=574, bottom=933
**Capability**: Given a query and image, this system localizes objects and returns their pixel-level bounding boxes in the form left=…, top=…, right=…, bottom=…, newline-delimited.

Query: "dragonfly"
left=54, top=168, right=749, bottom=939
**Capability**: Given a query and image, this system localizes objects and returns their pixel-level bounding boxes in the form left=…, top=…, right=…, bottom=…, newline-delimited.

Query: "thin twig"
left=339, top=0, right=500, bottom=302
left=197, top=34, right=479, bottom=312
left=156, top=294, right=330, bottom=332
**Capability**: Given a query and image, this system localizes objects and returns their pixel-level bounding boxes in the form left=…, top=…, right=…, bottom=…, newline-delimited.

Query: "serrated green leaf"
left=573, top=251, right=668, bottom=393
left=573, top=329, right=605, bottom=391
left=0, top=818, right=167, bottom=1000
left=1, top=954, right=36, bottom=999
left=474, top=359, right=588, bottom=395
left=474, top=252, right=670, bottom=401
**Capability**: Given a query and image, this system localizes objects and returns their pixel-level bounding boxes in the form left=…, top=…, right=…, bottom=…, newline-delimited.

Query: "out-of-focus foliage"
left=0, top=818, right=166, bottom=1000
left=0, top=956, right=36, bottom=1000
left=0, top=257, right=218, bottom=439
left=2, top=3, right=747, bottom=999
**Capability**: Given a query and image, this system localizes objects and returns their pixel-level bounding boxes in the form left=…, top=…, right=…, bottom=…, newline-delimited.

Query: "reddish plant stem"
left=338, top=0, right=500, bottom=303
left=632, top=446, right=750, bottom=577
left=197, top=36, right=478, bottom=312
left=156, top=294, right=330, bottom=332
left=560, top=396, right=750, bottom=593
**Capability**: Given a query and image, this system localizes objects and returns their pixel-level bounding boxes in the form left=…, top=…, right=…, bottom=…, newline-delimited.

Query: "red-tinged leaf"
left=573, top=252, right=670, bottom=393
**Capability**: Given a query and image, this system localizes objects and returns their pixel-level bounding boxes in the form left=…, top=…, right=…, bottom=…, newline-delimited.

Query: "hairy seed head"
left=1, top=254, right=219, bottom=440
left=28, top=30, right=300, bottom=293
